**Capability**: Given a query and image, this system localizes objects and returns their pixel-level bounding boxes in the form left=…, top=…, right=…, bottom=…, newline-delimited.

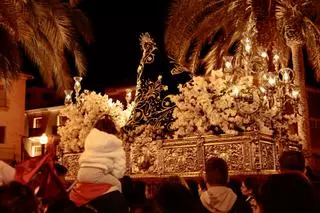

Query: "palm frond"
left=0, top=1, right=18, bottom=37
left=165, top=0, right=226, bottom=61
left=0, top=30, right=20, bottom=87
left=69, top=0, right=82, bottom=8
left=166, top=0, right=249, bottom=73
left=0, top=0, right=91, bottom=93
left=70, top=9, right=94, bottom=44
left=52, top=52, right=73, bottom=94
left=21, top=39, right=55, bottom=88
left=303, top=18, right=320, bottom=80
left=73, top=43, right=87, bottom=76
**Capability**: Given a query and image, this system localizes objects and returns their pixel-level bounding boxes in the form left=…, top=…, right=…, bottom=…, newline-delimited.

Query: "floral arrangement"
left=170, top=70, right=301, bottom=141
left=170, top=69, right=260, bottom=138
left=58, top=90, right=133, bottom=153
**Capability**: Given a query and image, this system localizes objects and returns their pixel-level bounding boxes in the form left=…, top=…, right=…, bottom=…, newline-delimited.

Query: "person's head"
left=167, top=176, right=189, bottom=190
left=257, top=173, right=319, bottom=213
left=154, top=182, right=200, bottom=213
left=305, top=166, right=317, bottom=181
left=0, top=181, right=39, bottom=213
left=82, top=117, right=126, bottom=179
left=186, top=179, right=200, bottom=198
left=94, top=114, right=118, bottom=135
left=241, top=177, right=259, bottom=197
left=228, top=178, right=242, bottom=197
left=205, top=157, right=229, bottom=186
left=279, top=150, right=305, bottom=173
left=46, top=198, right=95, bottom=213
left=132, top=181, right=147, bottom=204
left=54, top=163, right=68, bottom=188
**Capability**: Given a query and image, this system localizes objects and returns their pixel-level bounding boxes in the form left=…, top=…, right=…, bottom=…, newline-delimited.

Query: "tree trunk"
left=291, top=45, right=312, bottom=153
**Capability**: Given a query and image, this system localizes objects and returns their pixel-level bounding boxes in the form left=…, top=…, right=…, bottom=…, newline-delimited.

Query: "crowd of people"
left=0, top=115, right=319, bottom=213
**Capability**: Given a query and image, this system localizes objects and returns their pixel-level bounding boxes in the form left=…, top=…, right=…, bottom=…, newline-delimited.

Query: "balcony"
left=28, top=128, right=43, bottom=137
left=28, top=126, right=59, bottom=137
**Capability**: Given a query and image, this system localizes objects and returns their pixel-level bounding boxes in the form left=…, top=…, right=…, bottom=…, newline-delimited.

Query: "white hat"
left=79, top=128, right=126, bottom=179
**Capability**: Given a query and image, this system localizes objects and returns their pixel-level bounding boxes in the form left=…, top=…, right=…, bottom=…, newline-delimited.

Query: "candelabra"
left=222, top=29, right=302, bottom=145
left=64, top=76, right=83, bottom=105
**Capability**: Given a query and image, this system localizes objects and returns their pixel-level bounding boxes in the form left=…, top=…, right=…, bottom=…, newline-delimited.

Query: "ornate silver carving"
left=62, top=153, right=80, bottom=180
left=129, top=132, right=277, bottom=178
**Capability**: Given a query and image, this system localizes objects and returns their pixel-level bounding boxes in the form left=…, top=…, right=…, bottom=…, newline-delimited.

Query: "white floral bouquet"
left=170, top=69, right=272, bottom=138
left=58, top=91, right=133, bottom=153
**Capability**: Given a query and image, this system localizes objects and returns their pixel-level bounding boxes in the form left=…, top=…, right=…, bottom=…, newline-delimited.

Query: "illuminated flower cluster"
left=170, top=69, right=272, bottom=138
left=58, top=91, right=133, bottom=153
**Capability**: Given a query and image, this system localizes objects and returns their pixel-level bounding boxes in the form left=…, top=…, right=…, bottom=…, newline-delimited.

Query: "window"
left=31, top=145, right=42, bottom=157
left=0, top=126, right=5, bottom=144
left=0, top=85, right=7, bottom=107
left=57, top=115, right=67, bottom=126
left=33, top=117, right=43, bottom=128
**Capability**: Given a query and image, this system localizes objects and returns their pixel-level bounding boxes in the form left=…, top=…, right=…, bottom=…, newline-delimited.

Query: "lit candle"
left=268, top=77, right=276, bottom=86
left=232, top=87, right=240, bottom=97
left=291, top=89, right=299, bottom=99
left=244, top=38, right=251, bottom=43
left=64, top=90, right=73, bottom=105
left=245, top=44, right=251, bottom=53
left=260, top=87, right=266, bottom=94
left=273, top=54, right=279, bottom=61
left=283, top=72, right=289, bottom=82
left=223, top=56, right=233, bottom=72
left=225, top=61, right=232, bottom=69
left=260, top=51, right=268, bottom=58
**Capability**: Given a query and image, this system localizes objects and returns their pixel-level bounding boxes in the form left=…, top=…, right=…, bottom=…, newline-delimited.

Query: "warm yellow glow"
left=268, top=77, right=276, bottom=86
left=245, top=44, right=251, bottom=52
left=260, top=51, right=268, bottom=58
left=273, top=54, right=280, bottom=61
left=223, top=56, right=233, bottom=71
left=225, top=61, right=232, bottom=69
left=283, top=72, right=289, bottom=82
left=232, top=87, right=240, bottom=97
left=260, top=87, right=266, bottom=93
left=39, top=133, right=48, bottom=145
left=292, top=89, right=300, bottom=99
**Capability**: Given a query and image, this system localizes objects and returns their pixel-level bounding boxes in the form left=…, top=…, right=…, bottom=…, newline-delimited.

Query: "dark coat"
left=86, top=190, right=129, bottom=213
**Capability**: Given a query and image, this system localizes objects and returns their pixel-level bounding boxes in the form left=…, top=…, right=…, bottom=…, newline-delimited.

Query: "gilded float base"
left=62, top=132, right=278, bottom=180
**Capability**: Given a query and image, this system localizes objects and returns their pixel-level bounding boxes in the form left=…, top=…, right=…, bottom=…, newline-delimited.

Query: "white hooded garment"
left=200, top=186, right=237, bottom=213
left=0, top=160, right=16, bottom=186
left=78, top=128, right=126, bottom=179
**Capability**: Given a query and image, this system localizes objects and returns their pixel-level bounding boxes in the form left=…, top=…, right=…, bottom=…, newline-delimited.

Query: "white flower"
left=58, top=91, right=133, bottom=153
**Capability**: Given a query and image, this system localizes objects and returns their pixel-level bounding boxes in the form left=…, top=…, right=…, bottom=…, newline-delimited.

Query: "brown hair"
left=94, top=114, right=118, bottom=135
left=279, top=150, right=305, bottom=172
left=205, top=157, right=229, bottom=186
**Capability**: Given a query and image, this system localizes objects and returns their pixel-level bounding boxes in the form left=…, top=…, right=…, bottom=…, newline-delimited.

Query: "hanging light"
left=64, top=90, right=73, bottom=105
left=39, top=133, right=48, bottom=145
left=232, top=86, right=240, bottom=98
left=223, top=56, right=234, bottom=72
left=289, top=87, right=300, bottom=100
left=73, top=76, right=83, bottom=98
left=262, top=72, right=277, bottom=89
left=279, top=68, right=294, bottom=84
left=258, top=48, right=268, bottom=59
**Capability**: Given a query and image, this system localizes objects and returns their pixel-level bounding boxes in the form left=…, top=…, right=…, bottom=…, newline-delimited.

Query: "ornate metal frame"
left=62, top=132, right=278, bottom=180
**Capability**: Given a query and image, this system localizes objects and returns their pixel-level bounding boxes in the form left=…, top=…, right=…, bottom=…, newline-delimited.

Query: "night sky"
left=26, top=0, right=171, bottom=93
left=25, top=0, right=320, bottom=92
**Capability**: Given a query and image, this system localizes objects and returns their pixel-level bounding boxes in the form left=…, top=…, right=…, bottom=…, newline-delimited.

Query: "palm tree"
left=165, top=0, right=320, bottom=151
left=0, top=0, right=92, bottom=93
